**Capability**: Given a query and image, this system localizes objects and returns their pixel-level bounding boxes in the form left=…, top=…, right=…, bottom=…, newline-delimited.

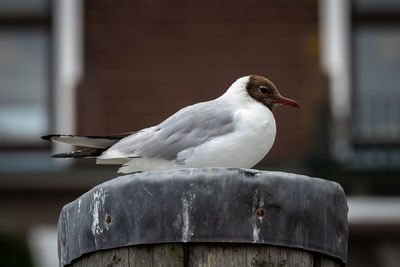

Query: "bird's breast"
left=182, top=103, right=276, bottom=169
left=235, top=104, right=276, bottom=151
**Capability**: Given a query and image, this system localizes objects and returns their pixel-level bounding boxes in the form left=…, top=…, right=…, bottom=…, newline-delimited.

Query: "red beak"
left=275, top=96, right=302, bottom=109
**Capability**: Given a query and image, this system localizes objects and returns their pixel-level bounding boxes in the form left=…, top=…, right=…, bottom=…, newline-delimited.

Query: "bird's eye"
left=258, top=86, right=268, bottom=94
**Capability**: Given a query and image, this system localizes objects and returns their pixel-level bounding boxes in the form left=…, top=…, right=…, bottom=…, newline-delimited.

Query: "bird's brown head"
left=246, top=75, right=302, bottom=111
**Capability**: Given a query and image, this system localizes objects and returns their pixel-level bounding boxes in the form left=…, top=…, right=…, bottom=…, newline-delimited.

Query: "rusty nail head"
left=105, top=215, right=112, bottom=224
left=256, top=209, right=264, bottom=217
left=62, top=239, right=66, bottom=247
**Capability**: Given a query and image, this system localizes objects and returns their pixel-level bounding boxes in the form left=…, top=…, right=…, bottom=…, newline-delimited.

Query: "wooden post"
left=69, top=243, right=342, bottom=267
left=58, top=168, right=348, bottom=267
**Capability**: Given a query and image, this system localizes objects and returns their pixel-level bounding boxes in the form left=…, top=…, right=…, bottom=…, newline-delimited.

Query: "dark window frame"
left=348, top=1, right=400, bottom=168
left=0, top=1, right=53, bottom=150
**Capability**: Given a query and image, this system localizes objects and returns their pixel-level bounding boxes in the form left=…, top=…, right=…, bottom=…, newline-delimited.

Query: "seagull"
left=42, top=75, right=301, bottom=173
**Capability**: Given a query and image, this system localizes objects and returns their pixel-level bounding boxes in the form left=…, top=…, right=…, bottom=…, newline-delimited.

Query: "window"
left=320, top=0, right=400, bottom=169
left=0, top=0, right=82, bottom=171
left=352, top=0, right=400, bottom=168
left=0, top=0, right=51, bottom=147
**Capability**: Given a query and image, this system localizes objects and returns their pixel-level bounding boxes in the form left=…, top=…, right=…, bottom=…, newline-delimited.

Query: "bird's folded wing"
left=99, top=100, right=235, bottom=162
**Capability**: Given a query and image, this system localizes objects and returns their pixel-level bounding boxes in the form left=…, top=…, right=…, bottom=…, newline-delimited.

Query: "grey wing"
left=106, top=99, right=234, bottom=161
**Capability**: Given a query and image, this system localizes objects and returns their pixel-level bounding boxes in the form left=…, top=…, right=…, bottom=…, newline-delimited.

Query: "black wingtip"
left=51, top=153, right=69, bottom=158
left=41, top=135, right=54, bottom=141
left=51, top=151, right=79, bottom=158
left=41, top=134, right=63, bottom=141
left=51, top=148, right=106, bottom=158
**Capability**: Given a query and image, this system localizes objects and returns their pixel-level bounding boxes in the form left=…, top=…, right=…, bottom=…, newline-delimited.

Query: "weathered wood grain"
left=69, top=243, right=343, bottom=267
left=151, top=244, right=184, bottom=267
left=129, top=245, right=153, bottom=267
left=70, top=247, right=129, bottom=267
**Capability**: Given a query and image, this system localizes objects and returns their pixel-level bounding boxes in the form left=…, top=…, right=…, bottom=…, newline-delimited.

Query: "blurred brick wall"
left=78, top=0, right=327, bottom=164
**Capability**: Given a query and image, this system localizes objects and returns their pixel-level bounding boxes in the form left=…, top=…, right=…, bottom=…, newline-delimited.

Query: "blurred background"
left=0, top=0, right=399, bottom=266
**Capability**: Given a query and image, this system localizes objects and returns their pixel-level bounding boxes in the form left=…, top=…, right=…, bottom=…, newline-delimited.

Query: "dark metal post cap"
left=58, top=168, right=348, bottom=266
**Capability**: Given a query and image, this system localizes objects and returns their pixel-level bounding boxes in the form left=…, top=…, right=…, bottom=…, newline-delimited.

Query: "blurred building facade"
left=0, top=0, right=399, bottom=266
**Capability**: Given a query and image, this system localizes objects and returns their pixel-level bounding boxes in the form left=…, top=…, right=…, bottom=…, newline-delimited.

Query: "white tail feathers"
left=117, top=158, right=182, bottom=173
